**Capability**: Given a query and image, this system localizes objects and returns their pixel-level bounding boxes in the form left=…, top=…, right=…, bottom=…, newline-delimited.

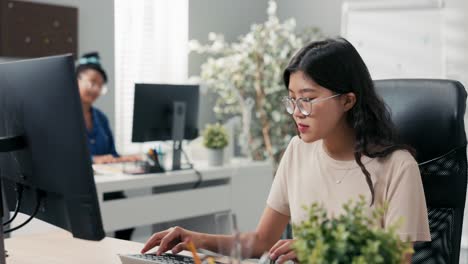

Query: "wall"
left=15, top=0, right=115, bottom=129
left=444, top=0, right=468, bottom=87
left=276, top=0, right=344, bottom=36
left=188, top=0, right=268, bottom=76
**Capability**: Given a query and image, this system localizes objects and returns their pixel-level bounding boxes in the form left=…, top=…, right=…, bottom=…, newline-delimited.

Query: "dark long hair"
left=76, top=52, right=108, bottom=83
left=283, top=37, right=414, bottom=205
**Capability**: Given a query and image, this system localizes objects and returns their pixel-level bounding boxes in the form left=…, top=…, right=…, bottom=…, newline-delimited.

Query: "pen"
left=186, top=240, right=201, bottom=264
left=206, top=257, right=216, bottom=264
left=148, top=149, right=155, bottom=160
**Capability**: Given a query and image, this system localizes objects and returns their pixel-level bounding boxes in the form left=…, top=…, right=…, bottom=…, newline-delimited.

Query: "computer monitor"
left=0, top=55, right=105, bottom=260
left=132, top=83, right=200, bottom=170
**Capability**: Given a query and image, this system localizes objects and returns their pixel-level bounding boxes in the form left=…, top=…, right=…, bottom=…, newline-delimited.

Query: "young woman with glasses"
left=140, top=38, right=430, bottom=263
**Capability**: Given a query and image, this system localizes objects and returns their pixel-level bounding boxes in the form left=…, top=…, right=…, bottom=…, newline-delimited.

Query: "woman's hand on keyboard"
left=116, top=154, right=142, bottom=162
left=268, top=239, right=298, bottom=264
left=93, top=155, right=118, bottom=164
left=141, top=226, right=198, bottom=255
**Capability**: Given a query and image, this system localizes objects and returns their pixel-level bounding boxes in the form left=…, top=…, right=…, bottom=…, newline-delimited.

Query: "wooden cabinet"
left=0, top=0, right=78, bottom=58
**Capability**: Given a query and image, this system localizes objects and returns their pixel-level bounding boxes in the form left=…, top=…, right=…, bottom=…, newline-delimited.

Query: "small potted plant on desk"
left=203, top=123, right=229, bottom=166
left=293, top=196, right=413, bottom=264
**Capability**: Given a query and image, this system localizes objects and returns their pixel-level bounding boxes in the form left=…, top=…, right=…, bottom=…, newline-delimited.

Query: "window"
left=114, top=0, right=188, bottom=154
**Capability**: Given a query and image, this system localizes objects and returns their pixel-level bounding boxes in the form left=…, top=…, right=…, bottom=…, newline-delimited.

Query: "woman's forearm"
left=187, top=208, right=288, bottom=258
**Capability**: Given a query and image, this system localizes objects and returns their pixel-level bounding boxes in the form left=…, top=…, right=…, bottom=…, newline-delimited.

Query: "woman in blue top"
left=87, top=107, right=118, bottom=157
left=76, top=52, right=139, bottom=164
left=76, top=52, right=138, bottom=240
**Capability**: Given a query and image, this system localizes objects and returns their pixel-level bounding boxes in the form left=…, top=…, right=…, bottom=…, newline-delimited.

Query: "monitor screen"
left=132, top=83, right=199, bottom=142
left=0, top=55, right=104, bottom=240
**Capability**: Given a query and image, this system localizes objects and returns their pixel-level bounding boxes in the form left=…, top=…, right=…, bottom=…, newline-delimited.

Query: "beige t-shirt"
left=267, top=136, right=431, bottom=242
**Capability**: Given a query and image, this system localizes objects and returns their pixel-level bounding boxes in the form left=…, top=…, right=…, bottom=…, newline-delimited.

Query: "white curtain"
left=114, top=0, right=188, bottom=154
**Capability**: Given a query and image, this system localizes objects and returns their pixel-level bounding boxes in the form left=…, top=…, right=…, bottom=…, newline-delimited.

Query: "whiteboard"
left=341, top=0, right=445, bottom=80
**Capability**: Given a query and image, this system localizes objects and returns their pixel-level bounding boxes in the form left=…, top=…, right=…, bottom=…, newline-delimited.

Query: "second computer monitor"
left=132, top=83, right=199, bottom=142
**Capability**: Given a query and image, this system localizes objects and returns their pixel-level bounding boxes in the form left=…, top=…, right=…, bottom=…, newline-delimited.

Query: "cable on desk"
left=4, top=190, right=43, bottom=234
left=182, top=149, right=203, bottom=189
left=3, top=184, right=23, bottom=226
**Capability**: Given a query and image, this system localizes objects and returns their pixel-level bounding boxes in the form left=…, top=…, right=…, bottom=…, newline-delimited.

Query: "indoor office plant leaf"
left=189, top=0, right=324, bottom=164
left=203, top=123, right=229, bottom=166
left=293, top=196, right=413, bottom=264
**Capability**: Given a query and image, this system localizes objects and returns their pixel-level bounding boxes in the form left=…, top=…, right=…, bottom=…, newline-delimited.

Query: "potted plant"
left=293, top=196, right=413, bottom=264
left=203, top=123, right=229, bottom=166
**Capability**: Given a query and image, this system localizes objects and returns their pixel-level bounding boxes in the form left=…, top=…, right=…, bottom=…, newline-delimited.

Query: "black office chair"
left=374, top=79, right=467, bottom=264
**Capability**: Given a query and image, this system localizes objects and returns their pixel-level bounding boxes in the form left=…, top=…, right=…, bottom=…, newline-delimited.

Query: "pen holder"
left=147, top=161, right=165, bottom=173
left=146, top=152, right=165, bottom=173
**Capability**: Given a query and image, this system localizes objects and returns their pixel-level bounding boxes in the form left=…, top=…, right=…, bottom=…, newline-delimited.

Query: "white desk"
left=94, top=160, right=273, bottom=233
left=5, top=231, right=196, bottom=264
left=5, top=231, right=258, bottom=264
left=5, top=231, right=141, bottom=264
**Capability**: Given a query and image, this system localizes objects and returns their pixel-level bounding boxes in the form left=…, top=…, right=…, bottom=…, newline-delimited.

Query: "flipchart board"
left=341, top=0, right=445, bottom=80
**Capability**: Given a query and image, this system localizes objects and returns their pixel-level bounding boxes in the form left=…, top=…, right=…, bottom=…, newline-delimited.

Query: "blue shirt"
left=86, top=107, right=119, bottom=158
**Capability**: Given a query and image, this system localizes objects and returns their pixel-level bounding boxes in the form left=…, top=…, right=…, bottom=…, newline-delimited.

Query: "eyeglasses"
left=78, top=76, right=108, bottom=95
left=282, top=94, right=341, bottom=116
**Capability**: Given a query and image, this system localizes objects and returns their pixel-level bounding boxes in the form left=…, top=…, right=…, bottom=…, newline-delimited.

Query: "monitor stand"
left=171, top=101, right=186, bottom=171
left=0, top=135, right=27, bottom=264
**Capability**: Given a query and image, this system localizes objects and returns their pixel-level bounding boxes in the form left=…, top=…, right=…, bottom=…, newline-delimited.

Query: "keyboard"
left=119, top=253, right=219, bottom=264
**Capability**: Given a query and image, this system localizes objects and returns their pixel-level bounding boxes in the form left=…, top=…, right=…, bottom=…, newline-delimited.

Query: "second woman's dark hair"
left=76, top=52, right=108, bottom=83
left=283, top=37, right=414, bottom=205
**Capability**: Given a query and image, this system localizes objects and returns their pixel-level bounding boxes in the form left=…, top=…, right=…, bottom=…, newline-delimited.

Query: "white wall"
left=277, top=0, right=344, bottom=36
left=188, top=0, right=268, bottom=77
left=444, top=0, right=468, bottom=87
left=17, top=0, right=115, bottom=130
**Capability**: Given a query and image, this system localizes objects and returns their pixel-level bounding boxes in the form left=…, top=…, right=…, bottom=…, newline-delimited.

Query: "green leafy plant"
left=293, top=196, right=413, bottom=264
left=203, top=123, right=229, bottom=149
left=189, top=0, right=324, bottom=163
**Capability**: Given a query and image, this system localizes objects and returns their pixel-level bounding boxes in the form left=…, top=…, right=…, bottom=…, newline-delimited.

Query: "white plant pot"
left=207, top=148, right=224, bottom=166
